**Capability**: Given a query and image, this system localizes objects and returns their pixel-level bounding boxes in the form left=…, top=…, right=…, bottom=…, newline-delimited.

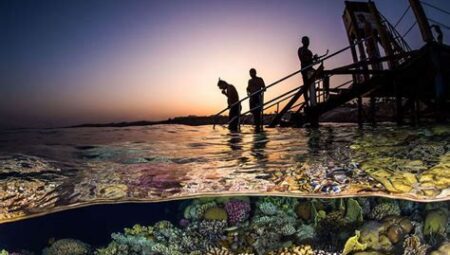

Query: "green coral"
left=295, top=224, right=315, bottom=242
left=424, top=208, right=448, bottom=236
left=258, top=197, right=298, bottom=216
left=43, top=239, right=91, bottom=255
left=153, top=220, right=183, bottom=243
left=123, top=224, right=153, bottom=239
left=0, top=250, right=7, bottom=255
left=279, top=224, right=296, bottom=236
left=257, top=202, right=278, bottom=216
left=345, top=198, right=364, bottom=224
left=100, top=233, right=153, bottom=255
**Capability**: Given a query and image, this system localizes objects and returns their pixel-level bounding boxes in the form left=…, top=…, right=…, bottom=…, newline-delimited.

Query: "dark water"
left=0, top=202, right=179, bottom=252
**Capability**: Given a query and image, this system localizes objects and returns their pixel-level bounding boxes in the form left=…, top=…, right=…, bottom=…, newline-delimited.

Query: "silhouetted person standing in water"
left=247, top=68, right=266, bottom=132
left=218, top=79, right=241, bottom=131
left=298, top=36, right=318, bottom=107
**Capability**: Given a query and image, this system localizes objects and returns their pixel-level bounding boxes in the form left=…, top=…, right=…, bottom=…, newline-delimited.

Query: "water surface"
left=0, top=124, right=449, bottom=223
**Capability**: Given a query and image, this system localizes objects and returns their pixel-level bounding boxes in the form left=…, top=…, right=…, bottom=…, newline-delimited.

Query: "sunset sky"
left=1, top=0, right=449, bottom=128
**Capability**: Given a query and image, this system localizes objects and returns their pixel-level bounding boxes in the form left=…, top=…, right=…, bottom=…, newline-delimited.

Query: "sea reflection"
left=251, top=131, right=268, bottom=163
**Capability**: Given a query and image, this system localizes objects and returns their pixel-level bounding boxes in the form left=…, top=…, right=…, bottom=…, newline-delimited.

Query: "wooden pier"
left=214, top=0, right=449, bottom=129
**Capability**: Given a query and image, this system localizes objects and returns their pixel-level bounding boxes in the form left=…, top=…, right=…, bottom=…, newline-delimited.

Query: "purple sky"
left=1, top=0, right=449, bottom=128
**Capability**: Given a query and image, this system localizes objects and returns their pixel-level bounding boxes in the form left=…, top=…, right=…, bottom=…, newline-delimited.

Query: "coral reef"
left=4, top=196, right=447, bottom=255
left=43, top=239, right=91, bottom=255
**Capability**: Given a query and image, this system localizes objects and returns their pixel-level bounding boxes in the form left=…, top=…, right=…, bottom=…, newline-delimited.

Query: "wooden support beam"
left=368, top=1, right=396, bottom=69
left=369, top=97, right=376, bottom=126
left=329, top=51, right=417, bottom=73
left=409, top=0, right=433, bottom=43
left=268, top=87, right=305, bottom=127
left=358, top=97, right=363, bottom=128
left=323, top=76, right=330, bottom=101
left=323, top=69, right=392, bottom=75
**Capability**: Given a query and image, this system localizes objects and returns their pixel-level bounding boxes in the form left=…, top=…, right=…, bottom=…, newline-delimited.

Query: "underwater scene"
left=0, top=124, right=449, bottom=254
left=0, top=196, right=449, bottom=255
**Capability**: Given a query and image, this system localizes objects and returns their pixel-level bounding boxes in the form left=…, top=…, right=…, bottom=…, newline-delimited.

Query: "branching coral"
left=402, top=235, right=429, bottom=255
left=225, top=200, right=251, bottom=225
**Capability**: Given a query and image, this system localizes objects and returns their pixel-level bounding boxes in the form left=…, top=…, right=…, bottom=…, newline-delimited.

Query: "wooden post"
left=323, top=76, right=330, bottom=101
left=369, top=97, right=376, bottom=126
left=394, top=81, right=404, bottom=125
left=409, top=0, right=433, bottom=43
left=358, top=97, right=363, bottom=128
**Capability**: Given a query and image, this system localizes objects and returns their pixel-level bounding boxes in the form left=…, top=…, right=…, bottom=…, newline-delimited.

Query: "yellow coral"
left=343, top=231, right=367, bottom=255
left=267, top=244, right=314, bottom=255
left=204, top=207, right=228, bottom=221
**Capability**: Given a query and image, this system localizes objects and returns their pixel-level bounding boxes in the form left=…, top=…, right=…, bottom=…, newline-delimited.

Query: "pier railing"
left=212, top=40, right=366, bottom=129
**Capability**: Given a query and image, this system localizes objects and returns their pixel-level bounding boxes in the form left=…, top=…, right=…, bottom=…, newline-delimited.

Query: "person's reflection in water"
left=228, top=133, right=243, bottom=151
left=251, top=131, right=268, bottom=167
left=306, top=128, right=322, bottom=155
left=227, top=132, right=247, bottom=165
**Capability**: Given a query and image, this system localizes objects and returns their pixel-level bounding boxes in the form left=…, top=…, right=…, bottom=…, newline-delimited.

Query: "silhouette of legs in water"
left=229, top=104, right=241, bottom=132
left=218, top=79, right=241, bottom=132
left=247, top=68, right=266, bottom=132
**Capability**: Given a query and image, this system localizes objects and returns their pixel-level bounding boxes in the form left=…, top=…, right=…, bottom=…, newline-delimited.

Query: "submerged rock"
left=431, top=242, right=450, bottom=255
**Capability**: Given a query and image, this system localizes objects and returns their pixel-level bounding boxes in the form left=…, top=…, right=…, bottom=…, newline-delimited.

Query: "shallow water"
left=0, top=124, right=449, bottom=223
